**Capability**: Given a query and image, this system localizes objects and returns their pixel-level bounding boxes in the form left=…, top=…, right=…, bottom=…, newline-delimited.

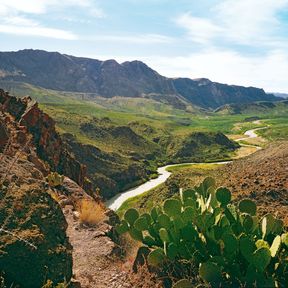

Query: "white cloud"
left=215, top=0, right=288, bottom=44
left=0, top=24, right=78, bottom=40
left=176, top=0, right=288, bottom=46
left=0, top=0, right=47, bottom=15
left=86, top=34, right=174, bottom=44
left=140, top=49, right=288, bottom=92
left=0, top=0, right=105, bottom=16
left=176, top=13, right=223, bottom=44
left=171, top=1, right=288, bottom=92
left=0, top=0, right=104, bottom=39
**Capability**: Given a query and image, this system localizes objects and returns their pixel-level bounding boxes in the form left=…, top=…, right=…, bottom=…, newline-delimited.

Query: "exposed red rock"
left=0, top=89, right=87, bottom=188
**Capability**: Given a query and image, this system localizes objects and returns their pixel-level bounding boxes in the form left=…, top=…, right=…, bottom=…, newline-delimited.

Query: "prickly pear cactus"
left=115, top=177, right=288, bottom=287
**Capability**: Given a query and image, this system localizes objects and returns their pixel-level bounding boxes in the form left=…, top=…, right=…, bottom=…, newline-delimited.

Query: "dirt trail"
left=63, top=206, right=132, bottom=288
left=64, top=126, right=271, bottom=287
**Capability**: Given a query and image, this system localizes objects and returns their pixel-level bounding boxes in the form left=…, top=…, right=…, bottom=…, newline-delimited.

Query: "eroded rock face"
left=0, top=91, right=74, bottom=287
left=0, top=121, right=8, bottom=152
left=0, top=89, right=86, bottom=187
left=0, top=156, right=73, bottom=288
left=63, top=134, right=151, bottom=199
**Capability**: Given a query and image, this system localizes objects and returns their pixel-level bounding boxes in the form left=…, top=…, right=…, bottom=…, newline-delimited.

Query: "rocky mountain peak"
left=0, top=49, right=280, bottom=108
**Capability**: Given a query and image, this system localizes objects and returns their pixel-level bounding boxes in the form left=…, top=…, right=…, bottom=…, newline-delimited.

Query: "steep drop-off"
left=0, top=93, right=73, bottom=287
left=0, top=89, right=86, bottom=188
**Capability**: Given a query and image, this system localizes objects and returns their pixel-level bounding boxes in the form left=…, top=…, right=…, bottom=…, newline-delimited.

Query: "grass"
left=77, top=199, right=106, bottom=226
left=117, top=163, right=226, bottom=216
left=116, top=183, right=164, bottom=218
left=166, top=163, right=221, bottom=172
left=3, top=81, right=288, bottom=201
left=2, top=81, right=288, bottom=140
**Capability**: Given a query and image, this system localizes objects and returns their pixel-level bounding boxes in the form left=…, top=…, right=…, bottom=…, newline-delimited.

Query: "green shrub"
left=116, top=177, right=288, bottom=287
left=46, top=172, right=64, bottom=187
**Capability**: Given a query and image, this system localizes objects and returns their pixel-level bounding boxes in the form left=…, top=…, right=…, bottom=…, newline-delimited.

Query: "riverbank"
left=106, top=126, right=267, bottom=211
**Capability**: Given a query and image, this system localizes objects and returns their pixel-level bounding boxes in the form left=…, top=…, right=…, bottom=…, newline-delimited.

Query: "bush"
left=46, top=172, right=64, bottom=187
left=116, top=178, right=288, bottom=287
left=77, top=198, right=105, bottom=226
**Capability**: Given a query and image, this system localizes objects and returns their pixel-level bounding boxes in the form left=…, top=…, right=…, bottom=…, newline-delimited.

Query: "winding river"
left=106, top=126, right=267, bottom=211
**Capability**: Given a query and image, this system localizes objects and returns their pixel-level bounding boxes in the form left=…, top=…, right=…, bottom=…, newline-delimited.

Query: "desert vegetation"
left=117, top=178, right=288, bottom=287
left=77, top=198, right=106, bottom=226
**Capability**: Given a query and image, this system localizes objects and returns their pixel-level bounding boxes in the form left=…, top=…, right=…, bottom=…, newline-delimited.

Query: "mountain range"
left=0, top=49, right=279, bottom=109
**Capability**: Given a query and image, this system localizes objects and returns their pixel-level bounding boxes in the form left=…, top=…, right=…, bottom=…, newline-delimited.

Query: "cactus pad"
left=116, top=220, right=129, bottom=234
left=270, top=235, right=281, bottom=257
left=199, top=262, right=222, bottom=284
left=163, top=198, right=182, bottom=217
left=134, top=216, right=149, bottom=231
left=124, top=208, right=139, bottom=226
left=216, top=187, right=231, bottom=206
left=147, top=248, right=166, bottom=267
left=251, top=247, right=271, bottom=272
left=239, top=199, right=257, bottom=216
left=172, top=279, right=193, bottom=288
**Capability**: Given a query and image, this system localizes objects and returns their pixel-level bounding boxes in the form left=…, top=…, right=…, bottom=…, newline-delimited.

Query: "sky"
left=0, top=0, right=288, bottom=92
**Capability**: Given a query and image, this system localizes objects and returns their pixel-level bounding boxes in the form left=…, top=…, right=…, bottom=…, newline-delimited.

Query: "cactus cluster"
left=46, top=172, right=64, bottom=187
left=116, top=177, right=288, bottom=287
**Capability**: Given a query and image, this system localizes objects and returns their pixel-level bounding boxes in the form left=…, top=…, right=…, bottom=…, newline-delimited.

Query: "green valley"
left=1, top=80, right=288, bottom=201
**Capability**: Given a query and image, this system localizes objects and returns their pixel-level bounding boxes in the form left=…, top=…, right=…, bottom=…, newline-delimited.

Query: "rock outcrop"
left=0, top=97, right=73, bottom=287
left=63, top=133, right=153, bottom=199
left=0, top=89, right=87, bottom=188
left=0, top=159, right=73, bottom=287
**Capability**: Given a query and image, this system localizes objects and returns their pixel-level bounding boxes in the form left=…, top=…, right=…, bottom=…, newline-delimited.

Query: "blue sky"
left=0, top=0, right=288, bottom=92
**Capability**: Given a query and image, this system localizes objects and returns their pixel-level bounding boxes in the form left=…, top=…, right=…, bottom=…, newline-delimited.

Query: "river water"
left=106, top=127, right=266, bottom=211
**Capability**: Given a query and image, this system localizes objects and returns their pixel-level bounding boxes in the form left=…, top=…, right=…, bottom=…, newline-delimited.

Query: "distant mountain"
left=215, top=100, right=288, bottom=115
left=273, top=92, right=288, bottom=98
left=0, top=49, right=280, bottom=109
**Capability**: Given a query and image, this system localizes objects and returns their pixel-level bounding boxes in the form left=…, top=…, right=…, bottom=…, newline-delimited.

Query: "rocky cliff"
left=0, top=88, right=125, bottom=287
left=63, top=133, right=155, bottom=199
left=173, top=78, right=277, bottom=109
left=0, top=158, right=73, bottom=287
left=0, top=49, right=279, bottom=109
left=0, top=93, right=74, bottom=287
left=0, top=89, right=87, bottom=188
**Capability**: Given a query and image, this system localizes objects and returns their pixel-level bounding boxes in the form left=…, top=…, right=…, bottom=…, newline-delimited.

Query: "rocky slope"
left=215, top=99, right=288, bottom=114
left=173, top=78, right=278, bottom=109
left=0, top=88, right=136, bottom=287
left=0, top=49, right=279, bottom=109
left=0, top=93, right=73, bottom=287
left=135, top=142, right=288, bottom=225
left=0, top=89, right=87, bottom=189
left=161, top=131, right=240, bottom=162
left=63, top=133, right=155, bottom=199
left=219, top=141, right=288, bottom=224
left=0, top=157, right=73, bottom=287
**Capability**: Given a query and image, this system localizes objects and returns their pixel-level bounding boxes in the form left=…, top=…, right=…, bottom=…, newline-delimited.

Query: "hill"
left=215, top=100, right=288, bottom=115
left=274, top=92, right=288, bottom=98
left=123, top=141, right=288, bottom=225
left=0, top=88, right=133, bottom=287
left=0, top=89, right=241, bottom=199
left=0, top=49, right=279, bottom=109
